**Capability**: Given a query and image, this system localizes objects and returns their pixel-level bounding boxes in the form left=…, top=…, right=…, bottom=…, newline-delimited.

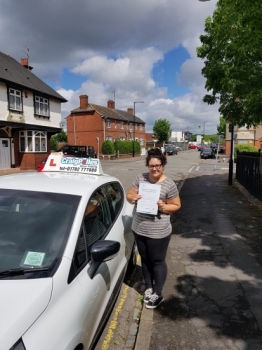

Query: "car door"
left=70, top=183, right=127, bottom=347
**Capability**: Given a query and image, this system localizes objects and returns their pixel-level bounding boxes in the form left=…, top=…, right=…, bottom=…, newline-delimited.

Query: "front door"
left=0, top=139, right=10, bottom=169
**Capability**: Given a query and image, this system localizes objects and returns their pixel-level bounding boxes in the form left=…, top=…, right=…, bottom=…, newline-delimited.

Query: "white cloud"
left=0, top=0, right=219, bottom=135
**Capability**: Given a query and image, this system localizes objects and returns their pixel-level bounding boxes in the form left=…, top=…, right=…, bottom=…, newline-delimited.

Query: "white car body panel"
left=0, top=167, right=134, bottom=350
left=0, top=279, right=52, bottom=349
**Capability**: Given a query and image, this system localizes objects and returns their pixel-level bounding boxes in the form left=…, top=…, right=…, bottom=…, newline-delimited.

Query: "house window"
left=140, top=137, right=144, bottom=146
left=19, top=130, right=47, bottom=152
left=129, top=122, right=133, bottom=131
left=115, top=121, right=117, bottom=129
left=140, top=124, right=142, bottom=131
left=135, top=123, right=138, bottom=130
left=120, top=137, right=125, bottom=141
left=9, top=88, right=22, bottom=111
left=120, top=121, right=124, bottom=130
left=35, top=96, right=49, bottom=116
left=106, top=136, right=112, bottom=141
left=106, top=119, right=111, bottom=128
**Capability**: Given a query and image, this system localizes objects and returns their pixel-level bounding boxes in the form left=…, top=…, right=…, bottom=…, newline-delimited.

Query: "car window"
left=84, top=187, right=112, bottom=247
left=0, top=189, right=80, bottom=278
left=74, top=227, right=87, bottom=269
left=105, top=182, right=124, bottom=221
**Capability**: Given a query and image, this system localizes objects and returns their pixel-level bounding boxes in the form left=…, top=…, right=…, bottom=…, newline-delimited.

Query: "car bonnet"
left=0, top=278, right=52, bottom=349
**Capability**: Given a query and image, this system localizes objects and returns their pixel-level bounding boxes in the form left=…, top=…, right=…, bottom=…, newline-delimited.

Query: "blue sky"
left=0, top=0, right=219, bottom=134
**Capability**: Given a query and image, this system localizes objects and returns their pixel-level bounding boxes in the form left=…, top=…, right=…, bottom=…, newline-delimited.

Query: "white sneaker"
left=144, top=288, right=153, bottom=304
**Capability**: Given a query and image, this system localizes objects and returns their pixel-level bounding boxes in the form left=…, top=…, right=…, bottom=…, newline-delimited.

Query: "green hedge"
left=102, top=140, right=115, bottom=155
left=234, top=144, right=258, bottom=159
left=101, top=140, right=141, bottom=155
left=114, top=140, right=140, bottom=155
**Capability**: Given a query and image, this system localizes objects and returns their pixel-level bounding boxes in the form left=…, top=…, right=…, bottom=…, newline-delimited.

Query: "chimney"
left=107, top=100, right=115, bottom=109
left=127, top=108, right=134, bottom=115
left=80, top=95, right=88, bottom=109
left=20, top=58, right=33, bottom=70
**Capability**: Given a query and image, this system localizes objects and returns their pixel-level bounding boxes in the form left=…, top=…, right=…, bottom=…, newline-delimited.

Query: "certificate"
left=136, top=182, right=161, bottom=215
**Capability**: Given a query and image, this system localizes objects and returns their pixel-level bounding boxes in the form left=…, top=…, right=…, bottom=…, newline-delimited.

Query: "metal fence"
left=236, top=150, right=262, bottom=202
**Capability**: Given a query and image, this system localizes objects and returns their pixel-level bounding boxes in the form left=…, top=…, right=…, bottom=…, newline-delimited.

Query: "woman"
left=126, top=148, right=181, bottom=309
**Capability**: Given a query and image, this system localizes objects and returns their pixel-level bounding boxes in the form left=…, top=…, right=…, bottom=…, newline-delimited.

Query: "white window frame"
left=114, top=120, right=117, bottom=129
left=9, top=88, right=22, bottom=111
left=106, top=136, right=112, bottom=141
left=35, top=96, right=49, bottom=116
left=129, top=122, right=133, bottom=131
left=106, top=119, right=111, bottom=128
left=139, top=137, right=144, bottom=146
left=140, top=124, right=142, bottom=131
left=19, top=130, right=47, bottom=152
left=120, top=121, right=124, bottom=130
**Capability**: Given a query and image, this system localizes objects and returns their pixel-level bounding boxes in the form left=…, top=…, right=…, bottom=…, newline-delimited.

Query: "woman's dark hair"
left=145, top=148, right=167, bottom=167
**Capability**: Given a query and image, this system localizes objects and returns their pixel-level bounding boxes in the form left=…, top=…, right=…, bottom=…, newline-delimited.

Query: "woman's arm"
left=157, top=196, right=181, bottom=214
left=126, top=185, right=142, bottom=204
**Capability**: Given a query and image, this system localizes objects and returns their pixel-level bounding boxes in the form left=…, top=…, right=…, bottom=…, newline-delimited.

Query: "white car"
left=0, top=155, right=135, bottom=350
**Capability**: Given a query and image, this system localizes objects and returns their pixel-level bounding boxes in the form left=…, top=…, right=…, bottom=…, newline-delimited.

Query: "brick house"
left=225, top=122, right=262, bottom=155
left=66, top=95, right=146, bottom=155
left=0, top=51, right=67, bottom=170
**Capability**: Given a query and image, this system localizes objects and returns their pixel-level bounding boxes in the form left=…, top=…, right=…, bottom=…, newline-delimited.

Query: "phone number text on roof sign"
left=61, top=157, right=99, bottom=167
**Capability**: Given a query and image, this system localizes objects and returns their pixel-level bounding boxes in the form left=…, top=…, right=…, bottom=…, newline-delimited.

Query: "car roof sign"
left=42, top=153, right=104, bottom=175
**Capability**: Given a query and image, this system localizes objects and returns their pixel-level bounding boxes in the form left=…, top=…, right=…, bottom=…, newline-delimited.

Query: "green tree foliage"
left=56, top=131, right=67, bottom=143
left=102, top=140, right=115, bottom=155
left=50, top=131, right=67, bottom=151
left=197, top=0, right=262, bottom=127
left=50, top=135, right=57, bottom=151
left=153, top=119, right=172, bottom=143
left=217, top=117, right=226, bottom=137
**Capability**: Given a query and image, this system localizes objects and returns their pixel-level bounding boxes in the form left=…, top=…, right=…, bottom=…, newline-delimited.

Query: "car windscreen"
left=0, top=189, right=80, bottom=279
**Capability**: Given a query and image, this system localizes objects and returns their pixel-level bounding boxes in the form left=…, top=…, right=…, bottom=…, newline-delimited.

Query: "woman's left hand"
left=157, top=200, right=166, bottom=212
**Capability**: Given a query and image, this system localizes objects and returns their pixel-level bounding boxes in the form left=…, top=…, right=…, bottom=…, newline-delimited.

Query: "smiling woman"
left=126, top=148, right=181, bottom=309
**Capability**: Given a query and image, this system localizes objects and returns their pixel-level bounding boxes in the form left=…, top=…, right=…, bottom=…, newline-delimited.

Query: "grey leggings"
left=133, top=232, right=171, bottom=296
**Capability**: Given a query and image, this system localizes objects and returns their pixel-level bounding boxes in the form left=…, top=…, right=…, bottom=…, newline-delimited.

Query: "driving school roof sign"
left=42, top=154, right=104, bottom=175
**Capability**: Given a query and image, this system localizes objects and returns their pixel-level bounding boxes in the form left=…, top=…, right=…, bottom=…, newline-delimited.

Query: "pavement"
left=135, top=167, right=262, bottom=350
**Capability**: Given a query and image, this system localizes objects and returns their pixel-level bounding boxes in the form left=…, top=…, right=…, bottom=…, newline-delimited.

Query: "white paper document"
left=136, top=182, right=161, bottom=215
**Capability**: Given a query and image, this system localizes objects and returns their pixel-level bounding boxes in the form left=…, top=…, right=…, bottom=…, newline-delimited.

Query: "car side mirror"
left=88, top=240, right=120, bottom=279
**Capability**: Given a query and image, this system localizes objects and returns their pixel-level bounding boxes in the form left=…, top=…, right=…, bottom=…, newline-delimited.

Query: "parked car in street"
left=59, top=144, right=97, bottom=158
left=188, top=144, right=198, bottom=150
left=37, top=157, right=48, bottom=172
left=164, top=145, right=178, bottom=155
left=0, top=155, right=136, bottom=350
left=200, top=148, right=216, bottom=159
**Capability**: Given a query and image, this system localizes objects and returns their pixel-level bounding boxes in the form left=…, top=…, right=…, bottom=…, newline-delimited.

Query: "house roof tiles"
left=71, top=103, right=145, bottom=124
left=0, top=51, right=67, bottom=102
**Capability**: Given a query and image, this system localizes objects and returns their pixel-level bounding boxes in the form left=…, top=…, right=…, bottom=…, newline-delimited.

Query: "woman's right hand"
left=126, top=186, right=142, bottom=205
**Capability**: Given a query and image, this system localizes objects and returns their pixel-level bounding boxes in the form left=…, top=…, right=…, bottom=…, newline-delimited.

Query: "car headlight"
left=10, top=339, right=26, bottom=350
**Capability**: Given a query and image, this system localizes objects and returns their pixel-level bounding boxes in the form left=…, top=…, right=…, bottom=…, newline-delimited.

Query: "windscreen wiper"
left=0, top=267, right=49, bottom=278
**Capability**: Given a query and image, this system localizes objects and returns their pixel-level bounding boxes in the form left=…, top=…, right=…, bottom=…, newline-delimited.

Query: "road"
left=94, top=150, right=233, bottom=350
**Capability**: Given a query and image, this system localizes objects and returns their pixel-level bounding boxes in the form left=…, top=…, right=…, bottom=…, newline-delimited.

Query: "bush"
left=50, top=135, right=58, bottom=151
left=102, top=140, right=115, bottom=155
left=234, top=144, right=258, bottom=158
left=114, top=140, right=141, bottom=155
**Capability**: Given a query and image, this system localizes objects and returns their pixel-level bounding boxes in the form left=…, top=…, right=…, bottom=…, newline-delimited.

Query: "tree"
left=56, top=131, right=67, bottom=143
left=217, top=117, right=226, bottom=137
left=197, top=0, right=262, bottom=127
left=153, top=119, right=172, bottom=144
left=50, top=131, right=67, bottom=151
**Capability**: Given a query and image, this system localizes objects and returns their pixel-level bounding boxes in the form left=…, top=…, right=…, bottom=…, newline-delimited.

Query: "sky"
left=0, top=0, right=219, bottom=135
